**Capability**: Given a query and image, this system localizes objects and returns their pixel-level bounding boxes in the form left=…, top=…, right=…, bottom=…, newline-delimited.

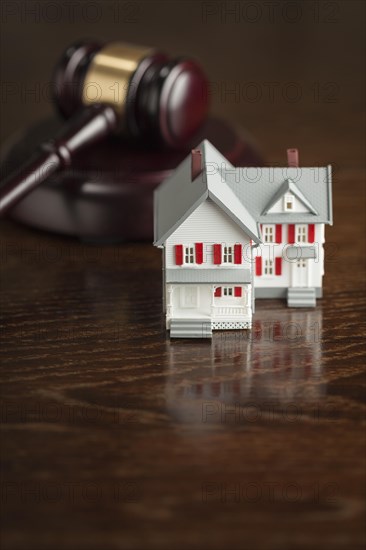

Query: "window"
left=176, top=243, right=203, bottom=265
left=296, top=224, right=307, bottom=243
left=223, top=246, right=234, bottom=263
left=263, top=224, right=275, bottom=243
left=223, top=287, right=233, bottom=296
left=264, top=259, right=274, bottom=276
left=284, top=193, right=294, bottom=211
left=184, top=245, right=195, bottom=264
left=215, top=286, right=242, bottom=298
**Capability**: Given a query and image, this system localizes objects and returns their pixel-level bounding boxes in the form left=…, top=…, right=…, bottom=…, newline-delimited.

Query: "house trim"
left=166, top=268, right=251, bottom=284
left=285, top=246, right=317, bottom=260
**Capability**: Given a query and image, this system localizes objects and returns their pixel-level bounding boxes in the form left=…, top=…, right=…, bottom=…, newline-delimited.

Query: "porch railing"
left=212, top=306, right=247, bottom=317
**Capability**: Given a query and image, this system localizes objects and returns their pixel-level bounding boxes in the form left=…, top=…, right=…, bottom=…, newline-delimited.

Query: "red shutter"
left=255, top=256, right=262, bottom=276
left=234, top=286, right=242, bottom=297
left=213, top=244, right=222, bottom=264
left=275, top=257, right=282, bottom=275
left=308, top=224, right=315, bottom=243
left=234, top=244, right=242, bottom=264
left=275, top=224, right=282, bottom=243
left=175, top=244, right=183, bottom=265
left=288, top=224, right=295, bottom=244
left=195, top=242, right=203, bottom=264
left=214, top=287, right=222, bottom=297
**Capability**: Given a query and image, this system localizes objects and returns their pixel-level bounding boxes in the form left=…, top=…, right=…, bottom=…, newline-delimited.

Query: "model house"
left=153, top=140, right=332, bottom=338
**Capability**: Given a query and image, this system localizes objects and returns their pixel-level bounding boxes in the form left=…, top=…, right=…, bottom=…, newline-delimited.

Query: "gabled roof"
left=153, top=140, right=261, bottom=247
left=261, top=178, right=319, bottom=215
left=223, top=165, right=332, bottom=225
left=154, top=141, right=333, bottom=248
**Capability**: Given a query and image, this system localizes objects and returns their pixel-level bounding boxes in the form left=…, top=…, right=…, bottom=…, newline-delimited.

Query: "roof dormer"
left=261, top=179, right=318, bottom=216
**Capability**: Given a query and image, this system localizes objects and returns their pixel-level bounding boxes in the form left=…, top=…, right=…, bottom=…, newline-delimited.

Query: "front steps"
left=170, top=318, right=212, bottom=339
left=287, top=287, right=316, bottom=308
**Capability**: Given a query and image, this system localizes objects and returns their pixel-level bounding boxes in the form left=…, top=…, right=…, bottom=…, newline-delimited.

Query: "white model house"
left=153, top=140, right=332, bottom=338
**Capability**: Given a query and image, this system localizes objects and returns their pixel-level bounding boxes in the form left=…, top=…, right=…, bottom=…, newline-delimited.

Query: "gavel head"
left=53, top=40, right=209, bottom=148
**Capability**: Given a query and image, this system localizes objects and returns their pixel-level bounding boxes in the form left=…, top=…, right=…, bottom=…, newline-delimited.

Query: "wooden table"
left=1, top=168, right=365, bottom=549
left=1, top=1, right=365, bottom=548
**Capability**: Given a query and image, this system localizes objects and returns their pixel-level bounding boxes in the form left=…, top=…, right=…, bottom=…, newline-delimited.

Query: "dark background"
left=1, top=2, right=365, bottom=550
left=0, top=0, right=365, bottom=166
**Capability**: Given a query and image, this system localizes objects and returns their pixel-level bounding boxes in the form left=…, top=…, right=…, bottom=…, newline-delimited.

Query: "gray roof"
left=223, top=165, right=332, bottom=225
left=154, top=141, right=333, bottom=248
left=154, top=141, right=261, bottom=247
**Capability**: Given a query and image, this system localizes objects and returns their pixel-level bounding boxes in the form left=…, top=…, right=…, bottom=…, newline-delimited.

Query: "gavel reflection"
left=0, top=40, right=208, bottom=216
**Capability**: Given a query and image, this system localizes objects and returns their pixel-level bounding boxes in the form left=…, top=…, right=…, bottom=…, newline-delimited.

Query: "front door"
left=293, top=259, right=307, bottom=287
left=181, top=286, right=199, bottom=308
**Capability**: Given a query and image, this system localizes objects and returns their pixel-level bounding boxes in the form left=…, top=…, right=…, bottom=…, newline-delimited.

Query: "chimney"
left=287, top=148, right=299, bottom=167
left=191, top=149, right=203, bottom=181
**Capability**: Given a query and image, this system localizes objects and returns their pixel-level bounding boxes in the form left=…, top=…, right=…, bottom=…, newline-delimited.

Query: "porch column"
left=211, top=285, right=216, bottom=317
left=166, top=285, right=173, bottom=319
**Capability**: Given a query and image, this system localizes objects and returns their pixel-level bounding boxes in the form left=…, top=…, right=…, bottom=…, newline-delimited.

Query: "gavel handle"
left=0, top=104, right=118, bottom=217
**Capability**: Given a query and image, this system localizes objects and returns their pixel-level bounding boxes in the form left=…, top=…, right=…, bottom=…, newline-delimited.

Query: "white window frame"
left=222, top=245, right=234, bottom=264
left=296, top=224, right=307, bottom=243
left=184, top=245, right=195, bottom=264
left=264, top=259, right=274, bottom=276
left=263, top=224, right=275, bottom=243
left=223, top=286, right=234, bottom=297
left=284, top=193, right=294, bottom=211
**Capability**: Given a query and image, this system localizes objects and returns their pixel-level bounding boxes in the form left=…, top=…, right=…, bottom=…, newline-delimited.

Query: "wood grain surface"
left=1, top=1, right=365, bottom=549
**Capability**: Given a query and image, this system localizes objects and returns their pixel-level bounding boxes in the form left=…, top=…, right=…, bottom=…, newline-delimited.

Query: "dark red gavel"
left=0, top=40, right=209, bottom=216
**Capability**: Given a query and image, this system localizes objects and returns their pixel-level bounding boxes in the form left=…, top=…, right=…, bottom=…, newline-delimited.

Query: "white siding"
left=165, top=198, right=252, bottom=270
left=254, top=223, right=325, bottom=289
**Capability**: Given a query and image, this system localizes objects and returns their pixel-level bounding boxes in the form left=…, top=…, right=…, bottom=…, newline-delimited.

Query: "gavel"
left=0, top=40, right=209, bottom=216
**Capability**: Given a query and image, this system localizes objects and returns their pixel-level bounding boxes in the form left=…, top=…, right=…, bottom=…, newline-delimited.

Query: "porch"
left=166, top=283, right=252, bottom=327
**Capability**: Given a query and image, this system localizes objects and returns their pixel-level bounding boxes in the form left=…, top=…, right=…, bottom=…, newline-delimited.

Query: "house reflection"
left=164, top=306, right=325, bottom=425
